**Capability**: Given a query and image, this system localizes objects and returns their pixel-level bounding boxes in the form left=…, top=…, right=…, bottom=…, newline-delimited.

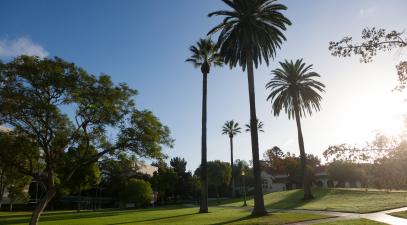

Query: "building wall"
left=260, top=170, right=363, bottom=192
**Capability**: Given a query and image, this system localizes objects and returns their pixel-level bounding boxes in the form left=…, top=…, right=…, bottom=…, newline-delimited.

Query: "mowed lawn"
left=0, top=206, right=330, bottom=225
left=390, top=210, right=407, bottom=219
left=221, top=188, right=407, bottom=213
left=315, top=218, right=387, bottom=225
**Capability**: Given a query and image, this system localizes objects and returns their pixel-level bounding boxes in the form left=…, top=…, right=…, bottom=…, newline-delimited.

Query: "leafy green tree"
left=221, top=120, right=241, bottom=197
left=0, top=130, right=39, bottom=210
left=195, top=161, right=231, bottom=199
left=208, top=0, right=291, bottom=216
left=329, top=27, right=407, bottom=91
left=185, top=38, right=223, bottom=213
left=234, top=159, right=254, bottom=194
left=99, top=154, right=138, bottom=202
left=263, top=146, right=285, bottom=171
left=0, top=56, right=173, bottom=225
left=6, top=173, right=31, bottom=212
left=64, top=144, right=101, bottom=212
left=266, top=59, right=325, bottom=200
left=123, top=179, right=153, bottom=207
left=151, top=161, right=177, bottom=204
left=170, top=157, right=195, bottom=200
left=327, top=161, right=366, bottom=188
left=208, top=161, right=231, bottom=199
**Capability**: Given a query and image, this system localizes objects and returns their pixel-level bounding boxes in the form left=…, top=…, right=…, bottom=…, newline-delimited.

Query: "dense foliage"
left=0, top=55, right=173, bottom=224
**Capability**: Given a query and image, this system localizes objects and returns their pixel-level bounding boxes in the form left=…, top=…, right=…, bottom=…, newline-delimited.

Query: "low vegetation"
left=316, top=218, right=387, bottom=225
left=390, top=210, right=407, bottom=219
left=0, top=206, right=330, bottom=225
left=221, top=188, right=407, bottom=213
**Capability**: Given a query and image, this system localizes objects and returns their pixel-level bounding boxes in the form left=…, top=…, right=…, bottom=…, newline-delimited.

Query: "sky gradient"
left=1, top=0, right=406, bottom=171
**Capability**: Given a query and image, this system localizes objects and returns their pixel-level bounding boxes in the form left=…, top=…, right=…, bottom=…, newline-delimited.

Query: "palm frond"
left=266, top=59, right=325, bottom=119
left=208, top=0, right=291, bottom=70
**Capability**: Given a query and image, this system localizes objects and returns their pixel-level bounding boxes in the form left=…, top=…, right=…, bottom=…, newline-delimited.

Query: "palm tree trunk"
left=77, top=185, right=81, bottom=212
left=246, top=55, right=267, bottom=216
left=230, top=136, right=235, bottom=198
left=0, top=172, right=4, bottom=209
left=9, top=198, right=13, bottom=212
left=199, top=72, right=209, bottom=213
left=294, top=106, right=314, bottom=200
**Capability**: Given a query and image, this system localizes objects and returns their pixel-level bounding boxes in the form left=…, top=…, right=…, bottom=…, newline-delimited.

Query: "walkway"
left=274, top=206, right=407, bottom=225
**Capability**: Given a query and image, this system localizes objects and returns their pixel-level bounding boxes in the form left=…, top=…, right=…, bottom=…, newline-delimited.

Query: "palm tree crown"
left=245, top=119, right=264, bottom=132
left=222, top=120, right=242, bottom=138
left=266, top=59, right=325, bottom=119
left=208, top=0, right=291, bottom=70
left=185, top=38, right=223, bottom=74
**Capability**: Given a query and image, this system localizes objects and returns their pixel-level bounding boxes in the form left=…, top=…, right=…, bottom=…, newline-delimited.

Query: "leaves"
left=208, top=0, right=291, bottom=70
left=329, top=27, right=407, bottom=91
left=0, top=56, right=173, bottom=207
left=221, top=120, right=241, bottom=138
left=185, top=38, right=223, bottom=74
left=266, top=59, right=325, bottom=119
left=329, top=27, right=406, bottom=63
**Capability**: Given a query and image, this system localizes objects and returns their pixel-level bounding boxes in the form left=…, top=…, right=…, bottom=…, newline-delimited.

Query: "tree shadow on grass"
left=265, top=188, right=329, bottom=210
left=211, top=214, right=257, bottom=225
left=209, top=196, right=254, bottom=207
left=106, top=212, right=198, bottom=225
left=0, top=211, right=131, bottom=225
left=0, top=209, right=122, bottom=220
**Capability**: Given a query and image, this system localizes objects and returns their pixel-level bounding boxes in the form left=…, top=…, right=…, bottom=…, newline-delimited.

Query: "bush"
left=123, top=179, right=153, bottom=207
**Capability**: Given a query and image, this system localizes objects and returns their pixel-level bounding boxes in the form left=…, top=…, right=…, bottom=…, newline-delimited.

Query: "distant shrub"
left=123, top=179, right=153, bottom=207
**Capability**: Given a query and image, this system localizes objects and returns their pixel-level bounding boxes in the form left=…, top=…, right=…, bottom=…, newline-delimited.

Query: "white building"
left=261, top=166, right=363, bottom=193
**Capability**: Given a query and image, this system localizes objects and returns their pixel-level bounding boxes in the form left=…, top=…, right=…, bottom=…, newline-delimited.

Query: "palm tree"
left=222, top=120, right=241, bottom=197
left=245, top=119, right=265, bottom=133
left=186, top=38, right=223, bottom=213
left=266, top=59, right=325, bottom=200
left=208, top=0, right=291, bottom=216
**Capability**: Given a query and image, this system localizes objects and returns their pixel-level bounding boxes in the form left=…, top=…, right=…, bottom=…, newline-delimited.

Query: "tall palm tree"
left=186, top=38, right=223, bottom=213
left=208, top=0, right=291, bottom=215
left=266, top=59, right=325, bottom=200
left=222, top=120, right=241, bottom=197
left=245, top=119, right=265, bottom=133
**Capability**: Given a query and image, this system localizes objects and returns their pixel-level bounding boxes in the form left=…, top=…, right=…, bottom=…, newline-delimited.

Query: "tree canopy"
left=0, top=55, right=173, bottom=225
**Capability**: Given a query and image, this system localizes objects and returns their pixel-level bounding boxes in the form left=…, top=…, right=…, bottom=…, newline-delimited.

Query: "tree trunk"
left=246, top=55, right=267, bottom=216
left=9, top=198, right=13, bottom=212
left=77, top=185, right=81, bottom=212
left=199, top=72, right=209, bottom=213
left=29, top=187, right=56, bottom=225
left=294, top=106, right=314, bottom=200
left=229, top=136, right=235, bottom=198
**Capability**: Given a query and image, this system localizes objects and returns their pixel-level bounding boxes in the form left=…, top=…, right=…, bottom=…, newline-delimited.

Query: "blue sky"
left=1, top=0, right=406, bottom=171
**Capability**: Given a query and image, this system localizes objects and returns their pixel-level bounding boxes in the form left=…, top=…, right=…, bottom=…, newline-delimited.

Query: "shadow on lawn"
left=211, top=215, right=254, bottom=225
left=0, top=209, right=120, bottom=220
left=107, top=212, right=198, bottom=225
left=265, top=188, right=329, bottom=210
left=0, top=210, right=136, bottom=225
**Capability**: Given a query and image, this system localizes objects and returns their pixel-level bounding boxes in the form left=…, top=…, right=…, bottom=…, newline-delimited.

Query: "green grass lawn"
left=315, top=218, right=387, bottom=225
left=389, top=210, right=407, bottom=219
left=0, top=206, right=330, bottom=225
left=221, top=188, right=407, bottom=213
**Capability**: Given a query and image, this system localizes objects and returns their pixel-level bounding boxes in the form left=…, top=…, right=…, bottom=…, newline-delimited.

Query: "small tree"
left=123, top=179, right=153, bottom=207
